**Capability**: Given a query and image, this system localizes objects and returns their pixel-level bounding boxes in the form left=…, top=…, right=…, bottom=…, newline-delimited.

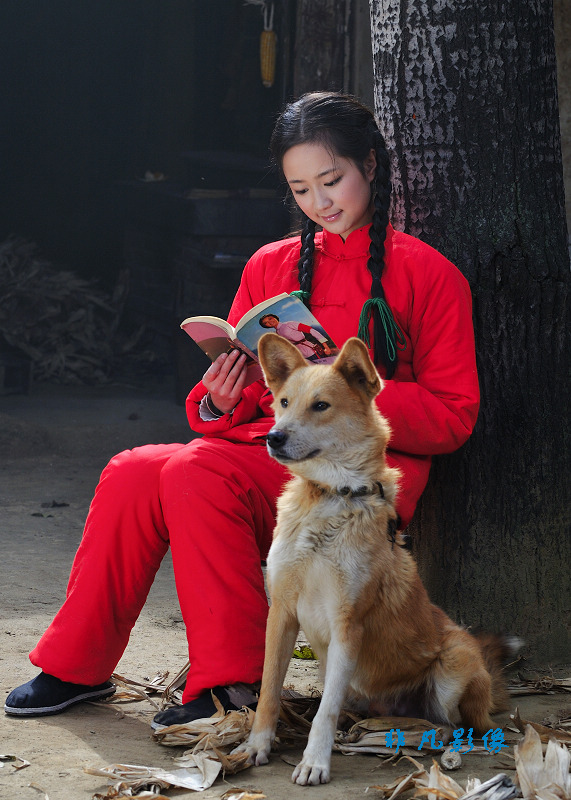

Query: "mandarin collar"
left=319, top=223, right=394, bottom=259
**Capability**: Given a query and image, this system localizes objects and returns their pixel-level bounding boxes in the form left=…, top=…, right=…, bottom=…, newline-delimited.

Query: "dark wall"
left=0, top=1, right=290, bottom=286
left=190, top=2, right=288, bottom=157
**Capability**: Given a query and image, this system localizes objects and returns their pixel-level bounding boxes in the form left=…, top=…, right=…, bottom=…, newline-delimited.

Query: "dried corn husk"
left=369, top=757, right=519, bottom=800
left=86, top=756, right=221, bottom=793
left=275, top=692, right=320, bottom=741
left=336, top=716, right=449, bottom=756
left=509, top=676, right=571, bottom=697
left=369, top=725, right=571, bottom=800
left=152, top=705, right=255, bottom=752
left=108, top=671, right=178, bottom=709
left=93, top=785, right=170, bottom=799
left=111, top=671, right=170, bottom=696
left=411, top=759, right=467, bottom=799
left=514, top=725, right=571, bottom=800
left=367, top=757, right=427, bottom=799
left=0, top=237, right=153, bottom=384
left=509, top=708, right=571, bottom=744
left=459, top=773, right=519, bottom=800
left=105, top=671, right=571, bottom=798
left=159, top=660, right=190, bottom=707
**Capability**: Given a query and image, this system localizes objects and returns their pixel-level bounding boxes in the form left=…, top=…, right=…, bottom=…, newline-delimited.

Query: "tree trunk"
left=370, top=0, right=570, bottom=664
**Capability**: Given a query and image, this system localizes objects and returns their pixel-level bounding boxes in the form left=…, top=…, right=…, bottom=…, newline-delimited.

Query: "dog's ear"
left=258, top=332, right=308, bottom=392
left=333, top=338, right=382, bottom=399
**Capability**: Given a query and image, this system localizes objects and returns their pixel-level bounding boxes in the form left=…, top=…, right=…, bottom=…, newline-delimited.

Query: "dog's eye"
left=280, top=398, right=289, bottom=408
left=312, top=401, right=330, bottom=412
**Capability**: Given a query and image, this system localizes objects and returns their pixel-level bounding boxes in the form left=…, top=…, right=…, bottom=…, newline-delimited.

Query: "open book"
left=181, top=293, right=339, bottom=386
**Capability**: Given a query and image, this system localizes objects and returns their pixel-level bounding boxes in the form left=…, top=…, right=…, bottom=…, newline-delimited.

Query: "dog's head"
left=258, top=334, right=391, bottom=485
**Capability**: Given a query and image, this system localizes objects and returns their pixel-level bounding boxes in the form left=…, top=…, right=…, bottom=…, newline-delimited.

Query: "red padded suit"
left=30, top=224, right=479, bottom=701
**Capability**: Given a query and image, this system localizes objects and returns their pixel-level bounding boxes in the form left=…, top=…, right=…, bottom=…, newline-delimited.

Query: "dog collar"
left=310, top=481, right=407, bottom=550
left=311, top=481, right=385, bottom=499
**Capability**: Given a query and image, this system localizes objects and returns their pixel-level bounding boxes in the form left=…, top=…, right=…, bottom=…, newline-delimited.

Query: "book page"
left=235, top=294, right=339, bottom=364
left=179, top=318, right=262, bottom=386
left=180, top=316, right=235, bottom=337
left=234, top=293, right=290, bottom=330
left=180, top=319, right=257, bottom=360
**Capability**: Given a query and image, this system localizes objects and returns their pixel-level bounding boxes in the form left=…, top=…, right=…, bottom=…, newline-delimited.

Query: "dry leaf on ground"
left=28, top=784, right=50, bottom=800
left=292, top=646, right=317, bottom=659
left=0, top=753, right=30, bottom=770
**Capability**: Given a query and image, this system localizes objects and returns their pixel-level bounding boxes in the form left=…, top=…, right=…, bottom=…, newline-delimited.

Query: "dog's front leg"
left=233, top=602, right=299, bottom=766
left=292, top=634, right=358, bottom=785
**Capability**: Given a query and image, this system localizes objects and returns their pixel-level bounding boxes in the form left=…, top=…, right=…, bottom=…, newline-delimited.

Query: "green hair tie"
left=357, top=298, right=407, bottom=362
left=289, top=289, right=311, bottom=304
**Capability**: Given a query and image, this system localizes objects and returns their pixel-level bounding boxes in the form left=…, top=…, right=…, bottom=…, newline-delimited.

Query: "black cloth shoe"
left=151, top=684, right=258, bottom=731
left=4, top=672, right=115, bottom=716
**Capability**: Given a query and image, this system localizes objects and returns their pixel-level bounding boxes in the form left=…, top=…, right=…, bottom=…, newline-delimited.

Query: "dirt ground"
left=0, top=378, right=569, bottom=800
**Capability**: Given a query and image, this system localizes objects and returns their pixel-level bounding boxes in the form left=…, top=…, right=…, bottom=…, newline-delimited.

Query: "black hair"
left=259, top=314, right=279, bottom=327
left=270, top=91, right=404, bottom=378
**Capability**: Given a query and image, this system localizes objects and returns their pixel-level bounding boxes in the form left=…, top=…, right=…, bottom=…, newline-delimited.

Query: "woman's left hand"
left=202, top=349, right=248, bottom=415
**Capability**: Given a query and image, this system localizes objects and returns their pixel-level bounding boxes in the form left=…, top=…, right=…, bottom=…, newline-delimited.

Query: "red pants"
left=30, top=438, right=288, bottom=702
left=30, top=434, right=422, bottom=702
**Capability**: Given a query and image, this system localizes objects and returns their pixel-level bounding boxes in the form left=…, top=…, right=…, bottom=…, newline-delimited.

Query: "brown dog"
left=234, top=334, right=515, bottom=785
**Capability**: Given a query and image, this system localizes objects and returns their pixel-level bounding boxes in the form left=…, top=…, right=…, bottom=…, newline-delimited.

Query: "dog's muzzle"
left=266, top=428, right=320, bottom=462
left=267, top=429, right=288, bottom=450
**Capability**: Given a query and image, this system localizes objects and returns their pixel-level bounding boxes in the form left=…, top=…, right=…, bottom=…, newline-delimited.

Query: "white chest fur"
left=266, top=493, right=380, bottom=658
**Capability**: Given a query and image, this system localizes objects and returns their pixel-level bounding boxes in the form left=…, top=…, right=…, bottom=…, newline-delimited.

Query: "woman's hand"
left=202, top=349, right=248, bottom=415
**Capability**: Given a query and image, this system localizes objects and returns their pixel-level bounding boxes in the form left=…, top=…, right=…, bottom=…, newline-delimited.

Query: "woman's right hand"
left=202, top=349, right=248, bottom=415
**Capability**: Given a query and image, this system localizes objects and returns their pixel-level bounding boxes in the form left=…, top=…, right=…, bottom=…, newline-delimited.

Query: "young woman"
left=5, top=92, right=479, bottom=728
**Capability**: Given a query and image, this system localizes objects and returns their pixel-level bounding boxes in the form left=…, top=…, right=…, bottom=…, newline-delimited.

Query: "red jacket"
left=185, top=224, right=479, bottom=526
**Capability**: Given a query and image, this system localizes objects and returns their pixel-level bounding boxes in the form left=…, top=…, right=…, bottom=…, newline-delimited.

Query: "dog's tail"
left=476, top=633, right=524, bottom=713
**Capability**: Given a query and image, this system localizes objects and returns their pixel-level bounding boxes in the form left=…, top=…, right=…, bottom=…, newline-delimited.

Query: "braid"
left=367, top=134, right=398, bottom=377
left=293, top=215, right=316, bottom=307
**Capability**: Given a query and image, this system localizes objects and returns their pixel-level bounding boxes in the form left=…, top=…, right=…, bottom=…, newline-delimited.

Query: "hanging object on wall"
left=244, top=0, right=277, bottom=88
left=260, top=2, right=277, bottom=88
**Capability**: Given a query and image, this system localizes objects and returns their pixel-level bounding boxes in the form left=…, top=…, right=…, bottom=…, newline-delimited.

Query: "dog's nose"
left=267, top=429, right=288, bottom=449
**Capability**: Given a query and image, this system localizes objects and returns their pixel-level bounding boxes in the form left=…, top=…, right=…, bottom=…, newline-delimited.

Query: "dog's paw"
left=291, top=757, right=331, bottom=785
left=232, top=732, right=272, bottom=766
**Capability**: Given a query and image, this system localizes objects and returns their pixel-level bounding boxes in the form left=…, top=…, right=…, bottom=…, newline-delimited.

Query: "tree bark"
left=370, top=0, right=570, bottom=663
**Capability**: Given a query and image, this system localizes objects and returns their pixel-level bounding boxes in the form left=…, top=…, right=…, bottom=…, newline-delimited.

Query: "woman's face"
left=282, top=141, right=376, bottom=241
